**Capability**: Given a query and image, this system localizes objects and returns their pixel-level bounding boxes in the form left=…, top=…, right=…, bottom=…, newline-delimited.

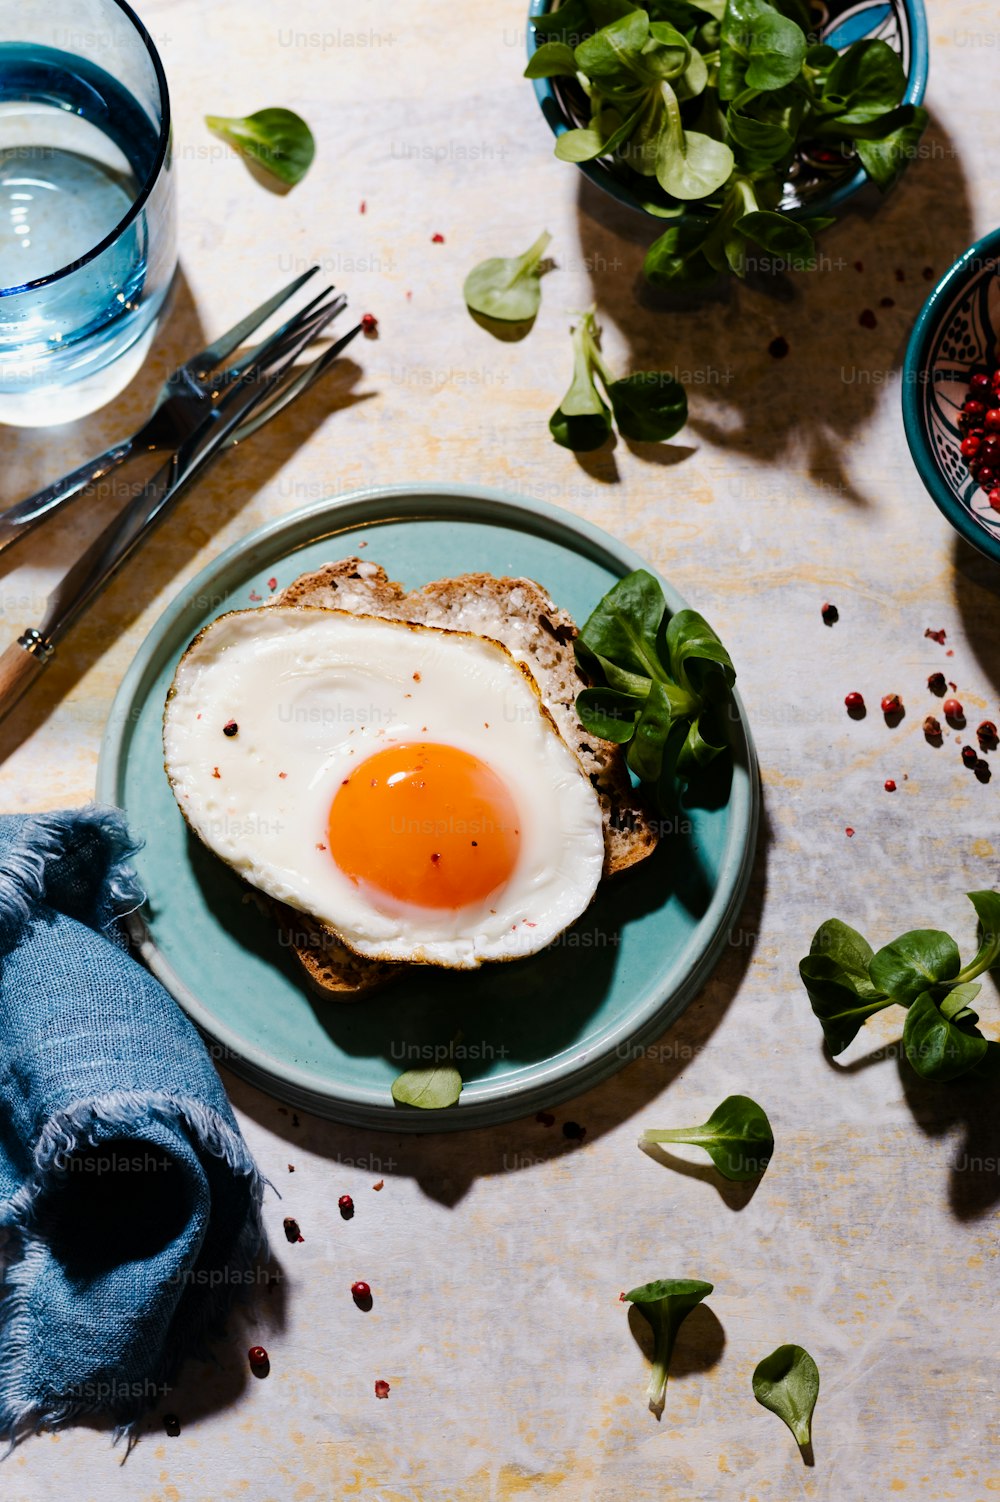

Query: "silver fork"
left=0, top=304, right=364, bottom=719
left=0, top=266, right=339, bottom=556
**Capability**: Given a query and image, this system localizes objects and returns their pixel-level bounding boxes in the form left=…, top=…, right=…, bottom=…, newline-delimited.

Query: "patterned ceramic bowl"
left=526, top=0, right=929, bottom=222
left=903, top=230, right=1000, bottom=563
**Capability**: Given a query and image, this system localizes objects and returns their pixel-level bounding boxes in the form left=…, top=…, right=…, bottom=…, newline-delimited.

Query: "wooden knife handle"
left=0, top=638, right=50, bottom=721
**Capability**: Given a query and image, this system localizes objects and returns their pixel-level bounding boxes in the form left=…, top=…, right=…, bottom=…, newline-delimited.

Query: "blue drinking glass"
left=0, top=0, right=175, bottom=402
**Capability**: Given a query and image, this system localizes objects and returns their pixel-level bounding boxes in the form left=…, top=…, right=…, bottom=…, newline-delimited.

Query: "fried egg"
left=163, top=606, right=605, bottom=967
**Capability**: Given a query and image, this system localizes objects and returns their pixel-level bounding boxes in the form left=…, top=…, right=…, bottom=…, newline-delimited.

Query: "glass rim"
left=0, top=0, right=171, bottom=298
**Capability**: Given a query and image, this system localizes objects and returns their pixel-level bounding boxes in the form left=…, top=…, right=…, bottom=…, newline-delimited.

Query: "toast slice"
left=272, top=557, right=659, bottom=999
left=271, top=899, right=398, bottom=997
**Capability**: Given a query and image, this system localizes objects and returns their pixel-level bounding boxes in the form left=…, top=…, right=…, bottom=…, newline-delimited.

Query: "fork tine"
left=191, top=292, right=350, bottom=443
left=189, top=265, right=320, bottom=377
left=218, top=289, right=347, bottom=387
left=232, top=324, right=363, bottom=442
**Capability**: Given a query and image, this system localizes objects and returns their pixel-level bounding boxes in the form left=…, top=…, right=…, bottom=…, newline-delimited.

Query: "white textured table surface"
left=2, top=1, right=1000, bottom=1498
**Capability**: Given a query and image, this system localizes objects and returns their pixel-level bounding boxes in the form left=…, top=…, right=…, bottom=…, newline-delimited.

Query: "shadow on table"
left=225, top=795, right=772, bottom=1208
left=638, top=1139, right=764, bottom=1211
left=823, top=1029, right=1000, bottom=1220
left=569, top=113, right=970, bottom=505
left=897, top=1051, right=1000, bottom=1221
left=953, top=533, right=1000, bottom=698
left=0, top=265, right=371, bottom=763
left=570, top=434, right=698, bottom=486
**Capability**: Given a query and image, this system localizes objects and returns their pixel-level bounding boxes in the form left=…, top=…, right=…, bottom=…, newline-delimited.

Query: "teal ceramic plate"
left=97, top=485, right=759, bottom=1131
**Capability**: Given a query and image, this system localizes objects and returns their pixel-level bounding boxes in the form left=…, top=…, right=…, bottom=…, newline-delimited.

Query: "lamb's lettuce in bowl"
left=525, top=0, right=929, bottom=285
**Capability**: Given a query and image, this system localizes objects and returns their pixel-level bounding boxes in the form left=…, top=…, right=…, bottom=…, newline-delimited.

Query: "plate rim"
left=97, top=483, right=760, bottom=1131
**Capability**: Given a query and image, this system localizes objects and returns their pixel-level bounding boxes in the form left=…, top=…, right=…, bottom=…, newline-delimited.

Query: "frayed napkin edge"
left=0, top=805, right=143, bottom=953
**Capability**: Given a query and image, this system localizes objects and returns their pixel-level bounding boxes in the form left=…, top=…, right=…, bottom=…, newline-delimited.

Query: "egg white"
left=163, top=606, right=605, bottom=967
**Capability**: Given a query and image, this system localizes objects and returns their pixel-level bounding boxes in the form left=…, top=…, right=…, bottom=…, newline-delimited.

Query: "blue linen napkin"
left=0, top=806, right=265, bottom=1440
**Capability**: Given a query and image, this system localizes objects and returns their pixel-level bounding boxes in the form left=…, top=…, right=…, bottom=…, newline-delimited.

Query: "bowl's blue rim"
left=0, top=0, right=172, bottom=298
left=901, top=225, right=1000, bottom=565
left=526, top=0, right=929, bottom=224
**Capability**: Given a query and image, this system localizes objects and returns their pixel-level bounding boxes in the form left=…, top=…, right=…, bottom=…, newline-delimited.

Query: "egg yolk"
left=327, top=742, right=522, bottom=910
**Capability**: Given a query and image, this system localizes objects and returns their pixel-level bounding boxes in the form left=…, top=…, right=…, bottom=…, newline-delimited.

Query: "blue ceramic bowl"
left=902, top=228, right=1000, bottom=563
left=526, top=0, right=929, bottom=223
